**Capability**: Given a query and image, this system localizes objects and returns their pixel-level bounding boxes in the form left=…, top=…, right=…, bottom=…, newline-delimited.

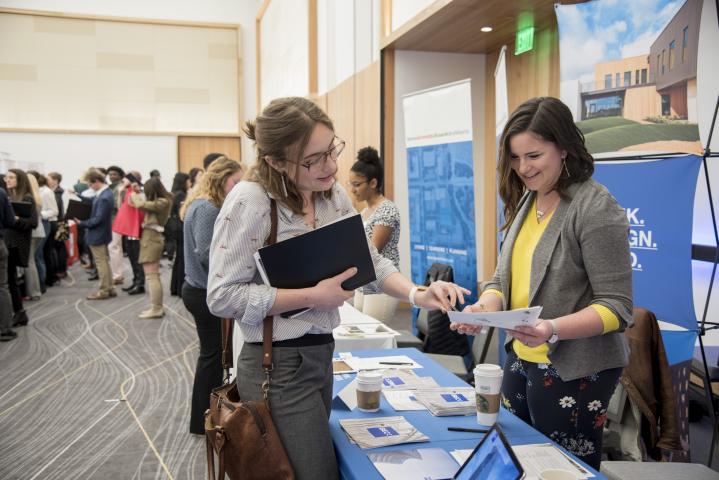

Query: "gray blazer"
left=483, top=179, right=633, bottom=381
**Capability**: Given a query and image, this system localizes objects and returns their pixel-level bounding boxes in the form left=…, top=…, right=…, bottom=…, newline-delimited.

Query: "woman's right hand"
left=311, top=267, right=357, bottom=311
left=450, top=297, right=502, bottom=335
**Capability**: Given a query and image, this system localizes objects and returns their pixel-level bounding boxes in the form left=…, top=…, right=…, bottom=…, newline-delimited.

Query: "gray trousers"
left=0, top=242, right=13, bottom=333
left=236, top=341, right=338, bottom=480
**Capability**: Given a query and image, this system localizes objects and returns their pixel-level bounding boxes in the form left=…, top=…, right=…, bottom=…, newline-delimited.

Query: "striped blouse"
left=207, top=180, right=398, bottom=343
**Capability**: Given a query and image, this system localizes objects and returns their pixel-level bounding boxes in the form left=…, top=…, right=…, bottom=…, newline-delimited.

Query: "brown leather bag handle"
left=219, top=199, right=278, bottom=385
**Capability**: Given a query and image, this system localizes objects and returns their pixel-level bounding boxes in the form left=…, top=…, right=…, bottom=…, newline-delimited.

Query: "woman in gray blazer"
left=452, top=97, right=632, bottom=469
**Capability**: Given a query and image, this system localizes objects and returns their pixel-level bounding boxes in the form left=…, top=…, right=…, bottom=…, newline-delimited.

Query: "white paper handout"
left=450, top=449, right=472, bottom=466
left=344, top=355, right=422, bottom=371
left=448, top=306, right=542, bottom=330
left=413, top=387, right=476, bottom=416
left=339, top=416, right=429, bottom=449
left=512, top=443, right=594, bottom=479
left=381, top=369, right=439, bottom=390
left=368, top=447, right=460, bottom=480
left=335, top=324, right=400, bottom=337
left=382, top=390, right=428, bottom=411
left=336, top=379, right=359, bottom=410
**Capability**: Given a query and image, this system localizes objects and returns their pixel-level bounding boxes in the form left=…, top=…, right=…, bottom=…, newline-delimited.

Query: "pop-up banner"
left=594, top=155, right=702, bottom=364
left=402, top=79, right=477, bottom=304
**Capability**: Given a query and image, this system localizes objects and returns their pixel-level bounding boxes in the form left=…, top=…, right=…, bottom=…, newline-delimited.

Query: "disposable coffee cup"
left=539, top=469, right=579, bottom=480
left=474, top=364, right=503, bottom=425
left=356, top=371, right=382, bottom=412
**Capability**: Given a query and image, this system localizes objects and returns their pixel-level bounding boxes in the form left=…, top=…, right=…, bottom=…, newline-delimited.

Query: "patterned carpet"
left=0, top=262, right=205, bottom=479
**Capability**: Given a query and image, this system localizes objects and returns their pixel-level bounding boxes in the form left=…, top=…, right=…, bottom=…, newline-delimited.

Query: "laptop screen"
left=453, top=426, right=523, bottom=480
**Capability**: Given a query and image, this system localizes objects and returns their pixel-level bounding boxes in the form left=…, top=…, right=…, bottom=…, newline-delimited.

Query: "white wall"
left=393, top=50, right=486, bottom=283
left=0, top=0, right=260, bottom=163
left=260, top=0, right=309, bottom=107
left=391, top=0, right=435, bottom=32
left=0, top=132, right=177, bottom=193
left=317, top=0, right=380, bottom=94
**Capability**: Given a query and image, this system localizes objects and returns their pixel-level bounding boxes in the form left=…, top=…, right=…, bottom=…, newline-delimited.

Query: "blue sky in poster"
left=407, top=140, right=477, bottom=303
left=557, top=0, right=685, bottom=84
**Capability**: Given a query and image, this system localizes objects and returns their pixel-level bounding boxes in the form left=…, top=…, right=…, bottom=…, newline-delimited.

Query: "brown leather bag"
left=204, top=200, right=295, bottom=480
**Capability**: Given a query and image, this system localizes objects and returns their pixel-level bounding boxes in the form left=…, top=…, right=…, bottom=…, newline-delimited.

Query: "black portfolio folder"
left=10, top=201, right=32, bottom=218
left=257, top=213, right=376, bottom=317
left=65, top=199, right=92, bottom=221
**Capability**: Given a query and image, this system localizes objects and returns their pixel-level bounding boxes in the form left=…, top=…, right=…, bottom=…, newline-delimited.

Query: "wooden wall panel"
left=354, top=61, right=381, bottom=161
left=505, top=25, right=560, bottom=113
left=178, top=136, right=242, bottom=173
left=326, top=75, right=358, bottom=208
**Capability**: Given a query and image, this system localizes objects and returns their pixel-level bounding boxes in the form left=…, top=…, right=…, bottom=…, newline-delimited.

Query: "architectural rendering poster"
left=594, top=155, right=701, bottom=364
left=556, top=0, right=702, bottom=155
left=402, top=79, right=478, bottom=305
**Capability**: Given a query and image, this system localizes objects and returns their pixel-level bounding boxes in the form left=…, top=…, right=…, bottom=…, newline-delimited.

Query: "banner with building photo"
left=402, top=79, right=477, bottom=305
left=556, top=0, right=702, bottom=155
left=594, top=155, right=702, bottom=365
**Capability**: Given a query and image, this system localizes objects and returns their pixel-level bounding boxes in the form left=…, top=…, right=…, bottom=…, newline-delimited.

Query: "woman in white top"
left=348, top=146, right=402, bottom=320
left=29, top=171, right=58, bottom=288
left=207, top=97, right=469, bottom=480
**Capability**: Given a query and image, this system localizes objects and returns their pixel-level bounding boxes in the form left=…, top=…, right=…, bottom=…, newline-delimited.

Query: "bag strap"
left=219, top=199, right=278, bottom=384
left=220, top=318, right=233, bottom=382
left=261, top=199, right=278, bottom=398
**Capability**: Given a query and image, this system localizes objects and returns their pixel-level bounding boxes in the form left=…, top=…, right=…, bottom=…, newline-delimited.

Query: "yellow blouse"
left=487, top=198, right=620, bottom=363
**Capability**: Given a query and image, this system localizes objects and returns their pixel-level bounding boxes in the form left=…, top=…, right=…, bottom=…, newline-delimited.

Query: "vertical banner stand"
left=697, top=95, right=719, bottom=467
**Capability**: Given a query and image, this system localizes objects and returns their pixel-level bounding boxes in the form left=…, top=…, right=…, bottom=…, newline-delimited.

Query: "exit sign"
left=515, top=26, right=535, bottom=55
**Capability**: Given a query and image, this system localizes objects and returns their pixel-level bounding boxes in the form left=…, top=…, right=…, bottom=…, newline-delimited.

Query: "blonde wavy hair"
left=26, top=172, right=43, bottom=207
left=180, top=156, right=244, bottom=220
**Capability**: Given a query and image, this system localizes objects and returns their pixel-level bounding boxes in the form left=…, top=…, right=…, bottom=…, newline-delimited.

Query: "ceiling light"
left=480, top=26, right=493, bottom=32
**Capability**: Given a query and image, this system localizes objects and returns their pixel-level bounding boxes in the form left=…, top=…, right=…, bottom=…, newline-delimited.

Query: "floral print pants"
left=501, top=349, right=622, bottom=470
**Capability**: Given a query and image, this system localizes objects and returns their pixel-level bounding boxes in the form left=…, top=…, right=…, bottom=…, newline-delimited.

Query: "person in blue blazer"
left=75, top=169, right=115, bottom=300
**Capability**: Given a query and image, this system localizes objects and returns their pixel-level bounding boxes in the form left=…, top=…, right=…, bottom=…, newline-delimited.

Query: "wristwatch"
left=547, top=319, right=559, bottom=344
left=408, top=285, right=428, bottom=307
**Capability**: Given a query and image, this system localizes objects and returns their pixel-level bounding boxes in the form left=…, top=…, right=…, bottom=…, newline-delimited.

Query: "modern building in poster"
left=649, top=0, right=701, bottom=121
left=579, top=0, right=701, bottom=123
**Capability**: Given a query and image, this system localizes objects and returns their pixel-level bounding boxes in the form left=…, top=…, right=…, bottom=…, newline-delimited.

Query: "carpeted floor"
left=0, top=261, right=205, bottom=480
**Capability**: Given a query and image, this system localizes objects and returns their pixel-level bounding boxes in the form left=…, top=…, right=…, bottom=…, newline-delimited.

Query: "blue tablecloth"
left=330, top=348, right=605, bottom=480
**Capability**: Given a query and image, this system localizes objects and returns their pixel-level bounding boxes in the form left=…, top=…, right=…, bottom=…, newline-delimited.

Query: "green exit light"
left=515, top=26, right=535, bottom=55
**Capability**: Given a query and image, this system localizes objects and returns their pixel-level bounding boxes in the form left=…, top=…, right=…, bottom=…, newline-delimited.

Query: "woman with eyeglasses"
left=207, top=97, right=469, bottom=480
left=348, top=146, right=401, bottom=321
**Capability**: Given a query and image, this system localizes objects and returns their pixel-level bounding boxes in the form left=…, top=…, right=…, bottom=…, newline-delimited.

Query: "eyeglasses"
left=292, top=137, right=346, bottom=171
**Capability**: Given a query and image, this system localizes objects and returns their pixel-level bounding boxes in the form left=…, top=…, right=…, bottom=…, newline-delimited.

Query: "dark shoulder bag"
left=205, top=199, right=295, bottom=480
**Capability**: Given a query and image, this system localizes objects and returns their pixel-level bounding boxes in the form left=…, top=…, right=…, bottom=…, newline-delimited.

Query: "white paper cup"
left=539, top=469, right=579, bottom=480
left=356, top=371, right=383, bottom=412
left=474, top=364, right=503, bottom=425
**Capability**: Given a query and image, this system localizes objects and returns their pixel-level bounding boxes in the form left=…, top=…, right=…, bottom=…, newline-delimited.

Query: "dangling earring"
left=280, top=172, right=289, bottom=197
left=562, top=158, right=571, bottom=178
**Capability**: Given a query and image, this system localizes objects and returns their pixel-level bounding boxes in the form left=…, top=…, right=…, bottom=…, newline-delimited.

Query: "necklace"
left=536, top=195, right=559, bottom=221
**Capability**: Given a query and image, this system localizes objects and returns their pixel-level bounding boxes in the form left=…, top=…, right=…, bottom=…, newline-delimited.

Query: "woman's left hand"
left=508, top=320, right=553, bottom=348
left=414, top=281, right=471, bottom=313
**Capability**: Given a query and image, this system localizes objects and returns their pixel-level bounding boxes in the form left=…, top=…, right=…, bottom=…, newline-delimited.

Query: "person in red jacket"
left=112, top=171, right=145, bottom=294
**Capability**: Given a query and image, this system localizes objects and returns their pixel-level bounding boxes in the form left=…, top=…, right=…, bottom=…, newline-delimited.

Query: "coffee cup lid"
left=473, top=364, right=503, bottom=376
left=357, top=370, right=382, bottom=380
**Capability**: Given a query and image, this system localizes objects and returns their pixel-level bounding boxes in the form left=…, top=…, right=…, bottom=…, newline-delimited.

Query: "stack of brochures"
left=412, top=387, right=476, bottom=416
left=339, top=416, right=429, bottom=449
